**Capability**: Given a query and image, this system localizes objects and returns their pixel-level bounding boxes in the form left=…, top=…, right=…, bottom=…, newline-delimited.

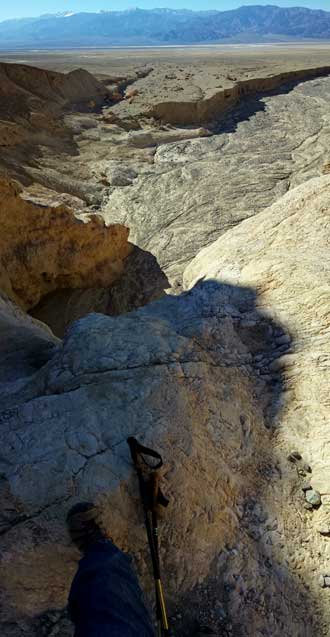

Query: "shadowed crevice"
left=29, top=244, right=170, bottom=338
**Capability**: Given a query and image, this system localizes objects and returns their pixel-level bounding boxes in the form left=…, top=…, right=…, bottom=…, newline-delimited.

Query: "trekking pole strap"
left=127, top=438, right=169, bottom=513
left=127, top=437, right=164, bottom=470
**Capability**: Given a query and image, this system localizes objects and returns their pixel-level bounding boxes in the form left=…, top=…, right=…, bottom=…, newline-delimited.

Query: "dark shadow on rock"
left=134, top=279, right=316, bottom=636
left=107, top=243, right=170, bottom=316
left=1, top=279, right=319, bottom=636
left=30, top=608, right=72, bottom=637
left=213, top=71, right=330, bottom=136
left=0, top=292, right=59, bottom=396
left=29, top=244, right=170, bottom=338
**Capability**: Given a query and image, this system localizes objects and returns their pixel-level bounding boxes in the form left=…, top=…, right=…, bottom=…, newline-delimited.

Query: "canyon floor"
left=1, top=45, right=330, bottom=636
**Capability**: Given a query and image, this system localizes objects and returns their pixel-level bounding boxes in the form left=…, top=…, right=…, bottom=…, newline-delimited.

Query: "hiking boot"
left=66, top=501, right=109, bottom=552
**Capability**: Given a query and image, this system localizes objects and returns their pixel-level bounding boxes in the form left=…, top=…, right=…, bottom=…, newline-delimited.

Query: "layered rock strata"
left=112, top=62, right=330, bottom=126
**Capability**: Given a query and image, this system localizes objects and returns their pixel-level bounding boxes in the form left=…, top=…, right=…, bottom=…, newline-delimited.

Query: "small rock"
left=276, top=334, right=291, bottom=345
left=302, top=463, right=312, bottom=474
left=325, top=577, right=330, bottom=588
left=240, top=319, right=257, bottom=328
left=196, top=627, right=216, bottom=635
left=321, top=495, right=330, bottom=509
left=304, top=503, right=314, bottom=511
left=301, top=482, right=311, bottom=492
left=270, top=353, right=297, bottom=371
left=287, top=451, right=302, bottom=463
left=277, top=344, right=291, bottom=352
left=316, top=523, right=330, bottom=536
left=305, top=489, right=321, bottom=507
left=215, top=607, right=226, bottom=621
left=318, top=575, right=325, bottom=588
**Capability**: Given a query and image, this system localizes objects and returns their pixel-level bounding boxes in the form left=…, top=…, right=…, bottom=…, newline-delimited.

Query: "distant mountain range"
left=1, top=5, right=330, bottom=49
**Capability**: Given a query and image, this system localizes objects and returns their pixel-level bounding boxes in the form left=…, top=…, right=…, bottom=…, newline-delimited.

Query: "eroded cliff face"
left=0, top=62, right=108, bottom=109
left=0, top=178, right=131, bottom=310
left=111, top=61, right=330, bottom=126
left=0, top=61, right=109, bottom=185
left=0, top=61, right=171, bottom=336
left=149, top=66, right=330, bottom=125
left=106, top=79, right=330, bottom=289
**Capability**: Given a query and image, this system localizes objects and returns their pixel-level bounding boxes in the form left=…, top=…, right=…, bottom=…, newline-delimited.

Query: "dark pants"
left=68, top=540, right=155, bottom=636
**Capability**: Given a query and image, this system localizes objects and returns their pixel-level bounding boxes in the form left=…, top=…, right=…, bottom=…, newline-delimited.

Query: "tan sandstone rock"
left=0, top=177, right=132, bottom=310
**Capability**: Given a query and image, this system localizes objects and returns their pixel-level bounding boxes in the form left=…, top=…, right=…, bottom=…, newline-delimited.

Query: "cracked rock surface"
left=105, top=74, right=330, bottom=286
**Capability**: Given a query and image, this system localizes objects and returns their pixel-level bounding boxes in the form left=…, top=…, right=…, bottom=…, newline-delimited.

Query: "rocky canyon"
left=1, top=44, right=330, bottom=636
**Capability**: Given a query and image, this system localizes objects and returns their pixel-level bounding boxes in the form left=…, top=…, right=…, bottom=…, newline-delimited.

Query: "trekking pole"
left=127, top=437, right=170, bottom=637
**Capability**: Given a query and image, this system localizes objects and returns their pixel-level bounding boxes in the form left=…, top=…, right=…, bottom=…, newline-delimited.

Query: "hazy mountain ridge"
left=0, top=5, right=330, bottom=48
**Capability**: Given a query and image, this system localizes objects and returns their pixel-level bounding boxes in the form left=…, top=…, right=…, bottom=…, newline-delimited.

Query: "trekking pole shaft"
left=144, top=495, right=169, bottom=633
left=151, top=511, right=169, bottom=633
left=127, top=437, right=170, bottom=635
left=156, top=578, right=169, bottom=632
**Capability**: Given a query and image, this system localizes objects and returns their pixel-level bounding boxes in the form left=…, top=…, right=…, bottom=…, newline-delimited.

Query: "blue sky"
left=0, top=1, right=328, bottom=22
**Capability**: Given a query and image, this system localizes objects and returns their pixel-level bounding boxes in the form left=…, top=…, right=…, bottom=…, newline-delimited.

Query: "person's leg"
left=67, top=502, right=155, bottom=637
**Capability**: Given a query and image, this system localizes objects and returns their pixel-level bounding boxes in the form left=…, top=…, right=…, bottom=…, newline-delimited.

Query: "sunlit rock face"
left=106, top=74, right=330, bottom=287
left=0, top=178, right=132, bottom=311
left=184, top=175, right=330, bottom=635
